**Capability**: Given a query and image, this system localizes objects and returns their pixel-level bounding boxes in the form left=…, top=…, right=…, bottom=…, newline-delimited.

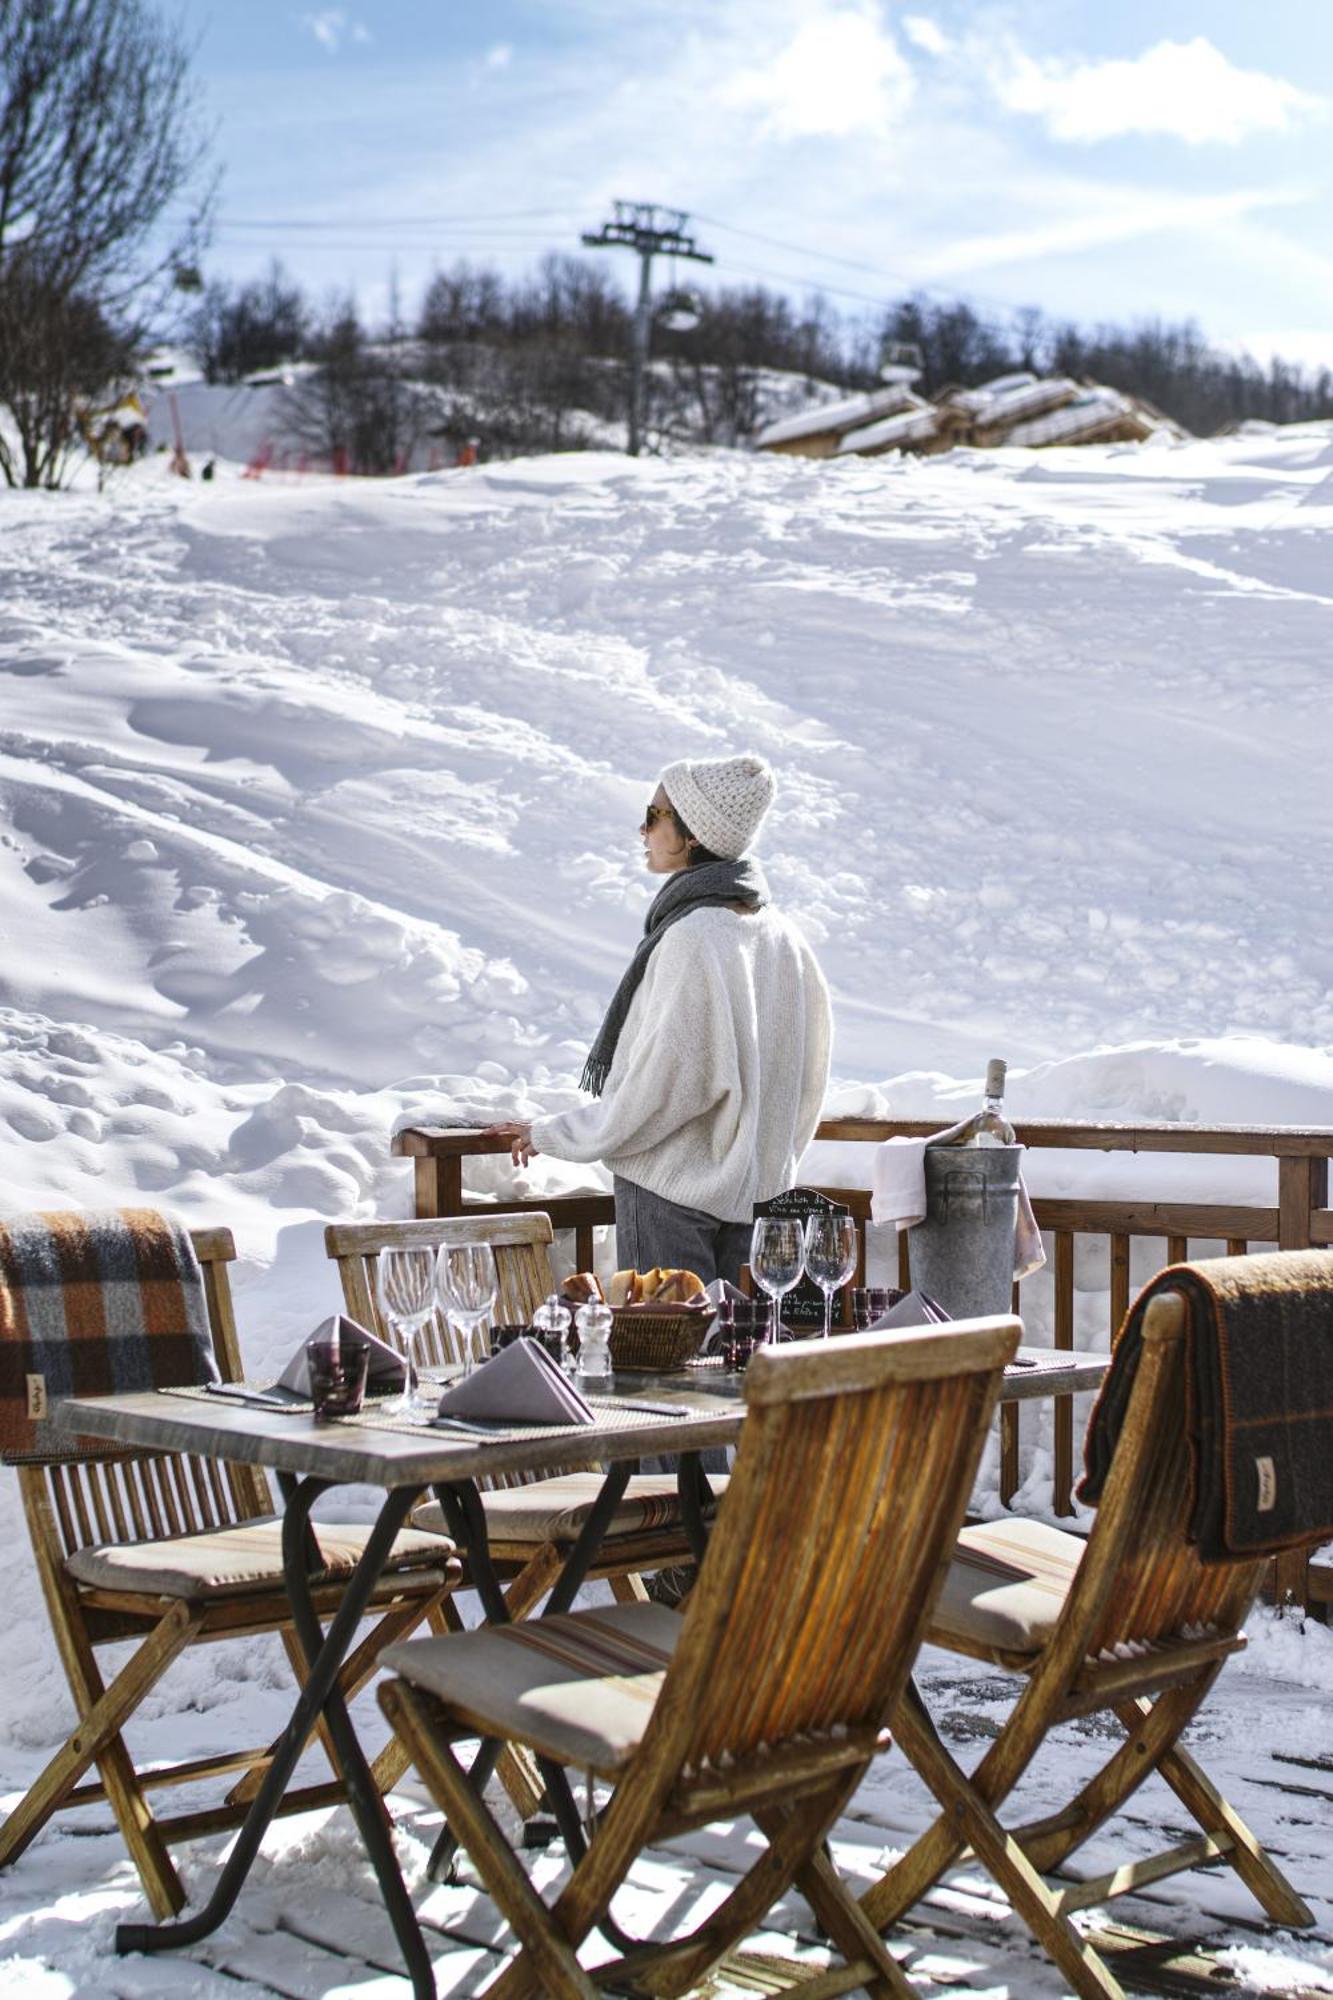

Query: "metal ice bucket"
left=909, top=1144, right=1023, bottom=1321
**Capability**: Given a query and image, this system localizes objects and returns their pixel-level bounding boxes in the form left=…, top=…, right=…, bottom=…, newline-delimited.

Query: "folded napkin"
left=436, top=1335, right=594, bottom=1427
left=869, top=1136, right=1046, bottom=1281
left=277, top=1314, right=406, bottom=1397
left=866, top=1287, right=952, bottom=1330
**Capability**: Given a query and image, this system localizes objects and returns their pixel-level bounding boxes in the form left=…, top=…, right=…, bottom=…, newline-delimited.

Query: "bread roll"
left=561, top=1272, right=605, bottom=1306
left=606, top=1267, right=707, bottom=1308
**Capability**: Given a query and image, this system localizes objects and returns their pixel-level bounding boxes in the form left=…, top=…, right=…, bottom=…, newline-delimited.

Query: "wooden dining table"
left=54, top=1339, right=1107, bottom=1997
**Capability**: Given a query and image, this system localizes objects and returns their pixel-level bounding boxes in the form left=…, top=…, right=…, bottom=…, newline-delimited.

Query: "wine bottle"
left=926, top=1059, right=1017, bottom=1149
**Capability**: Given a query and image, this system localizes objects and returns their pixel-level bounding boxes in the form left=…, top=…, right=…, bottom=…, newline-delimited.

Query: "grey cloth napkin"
left=436, top=1336, right=594, bottom=1426
left=866, top=1288, right=952, bottom=1330
left=276, top=1314, right=407, bottom=1396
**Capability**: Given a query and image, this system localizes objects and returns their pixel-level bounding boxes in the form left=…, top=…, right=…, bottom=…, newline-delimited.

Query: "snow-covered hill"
left=3, top=422, right=1332, bottom=1333
left=4, top=424, right=1333, bottom=1994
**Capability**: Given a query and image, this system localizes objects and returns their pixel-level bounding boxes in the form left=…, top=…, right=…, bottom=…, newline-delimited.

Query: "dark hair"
left=668, top=806, right=725, bottom=867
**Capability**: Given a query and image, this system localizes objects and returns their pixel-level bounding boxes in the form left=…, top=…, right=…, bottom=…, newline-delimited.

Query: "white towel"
left=870, top=1137, right=1046, bottom=1281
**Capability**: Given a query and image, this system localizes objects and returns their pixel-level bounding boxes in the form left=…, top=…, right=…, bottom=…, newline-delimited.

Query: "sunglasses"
left=643, top=802, right=674, bottom=829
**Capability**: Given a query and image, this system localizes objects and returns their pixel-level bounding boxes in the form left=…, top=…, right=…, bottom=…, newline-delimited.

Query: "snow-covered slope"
left=3, top=427, right=1333, bottom=1991
left=2, top=424, right=1331, bottom=1322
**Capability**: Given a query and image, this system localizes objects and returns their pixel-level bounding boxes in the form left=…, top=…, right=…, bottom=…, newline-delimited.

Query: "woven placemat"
left=162, top=1383, right=694, bottom=1445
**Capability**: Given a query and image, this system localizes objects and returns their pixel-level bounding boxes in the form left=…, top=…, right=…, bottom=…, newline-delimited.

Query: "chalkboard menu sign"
left=752, top=1186, right=852, bottom=1331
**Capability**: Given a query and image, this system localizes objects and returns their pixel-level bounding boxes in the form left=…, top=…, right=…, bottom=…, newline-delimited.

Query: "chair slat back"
left=325, top=1215, right=557, bottom=1492
left=325, top=1214, right=555, bottom=1369
left=655, top=1320, right=1018, bottom=1778
left=18, top=1228, right=272, bottom=1561
left=1076, top=1293, right=1263, bottom=1663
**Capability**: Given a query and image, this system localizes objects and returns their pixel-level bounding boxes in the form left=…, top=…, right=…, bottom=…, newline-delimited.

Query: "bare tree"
left=186, top=262, right=308, bottom=384
left=0, top=256, right=134, bottom=486
left=279, top=301, right=434, bottom=474
left=0, top=0, right=212, bottom=485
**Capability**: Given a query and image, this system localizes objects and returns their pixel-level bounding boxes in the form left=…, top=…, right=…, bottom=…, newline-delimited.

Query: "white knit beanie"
left=658, top=753, right=777, bottom=860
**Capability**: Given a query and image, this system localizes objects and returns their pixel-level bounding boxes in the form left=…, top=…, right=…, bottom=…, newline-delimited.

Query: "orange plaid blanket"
left=0, top=1208, right=217, bottom=1463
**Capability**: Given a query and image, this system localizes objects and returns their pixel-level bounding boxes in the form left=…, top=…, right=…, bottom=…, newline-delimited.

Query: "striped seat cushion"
left=413, top=1471, right=726, bottom=1547
left=383, top=1601, right=683, bottom=1774
left=930, top=1517, right=1085, bottom=1657
left=66, top=1517, right=456, bottom=1600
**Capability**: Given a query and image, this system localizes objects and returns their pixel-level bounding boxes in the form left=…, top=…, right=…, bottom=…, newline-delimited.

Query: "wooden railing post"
left=1278, top=1152, right=1328, bottom=1251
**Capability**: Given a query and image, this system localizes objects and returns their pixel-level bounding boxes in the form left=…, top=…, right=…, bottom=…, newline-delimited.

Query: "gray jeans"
left=612, top=1176, right=753, bottom=1289
left=613, top=1176, right=745, bottom=1479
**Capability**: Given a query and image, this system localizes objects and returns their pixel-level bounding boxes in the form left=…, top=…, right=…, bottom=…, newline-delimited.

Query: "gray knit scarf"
left=580, top=857, right=770, bottom=1097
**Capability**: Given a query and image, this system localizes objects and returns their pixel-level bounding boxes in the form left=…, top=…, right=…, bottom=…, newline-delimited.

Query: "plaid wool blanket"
left=0, top=1208, right=218, bottom=1462
left=1080, top=1250, right=1333, bottom=1562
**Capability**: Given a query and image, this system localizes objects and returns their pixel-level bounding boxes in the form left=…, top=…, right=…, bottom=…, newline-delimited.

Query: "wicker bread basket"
left=608, top=1305, right=711, bottom=1372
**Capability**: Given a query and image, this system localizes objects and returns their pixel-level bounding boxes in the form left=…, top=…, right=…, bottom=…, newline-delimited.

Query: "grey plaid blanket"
left=1080, top=1249, right=1333, bottom=1562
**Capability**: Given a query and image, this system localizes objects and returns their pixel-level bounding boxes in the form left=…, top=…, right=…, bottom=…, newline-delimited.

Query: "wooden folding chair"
left=0, top=1224, right=459, bottom=1920
left=327, top=1214, right=717, bottom=1621
left=863, top=1286, right=1315, bottom=2000
left=376, top=1314, right=1019, bottom=1999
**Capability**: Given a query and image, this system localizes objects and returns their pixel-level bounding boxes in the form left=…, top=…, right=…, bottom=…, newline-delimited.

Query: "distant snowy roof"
left=967, top=377, right=1080, bottom=427
left=837, top=402, right=939, bottom=454
left=1003, top=390, right=1135, bottom=449
left=753, top=384, right=918, bottom=448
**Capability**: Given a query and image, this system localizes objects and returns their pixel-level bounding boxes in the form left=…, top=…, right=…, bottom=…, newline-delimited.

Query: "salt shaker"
left=574, top=1301, right=613, bottom=1385
left=532, top=1294, right=572, bottom=1370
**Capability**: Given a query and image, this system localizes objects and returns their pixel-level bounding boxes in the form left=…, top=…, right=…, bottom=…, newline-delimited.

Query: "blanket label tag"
left=1255, top=1455, right=1277, bottom=1514
left=26, top=1374, right=48, bottom=1420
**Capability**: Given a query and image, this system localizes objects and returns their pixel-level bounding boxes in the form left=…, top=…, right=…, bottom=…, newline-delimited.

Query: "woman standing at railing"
left=485, top=753, right=832, bottom=1288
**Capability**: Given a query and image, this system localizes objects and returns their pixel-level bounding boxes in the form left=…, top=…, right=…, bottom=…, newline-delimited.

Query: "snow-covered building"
left=752, top=383, right=926, bottom=457
left=757, top=369, right=1182, bottom=459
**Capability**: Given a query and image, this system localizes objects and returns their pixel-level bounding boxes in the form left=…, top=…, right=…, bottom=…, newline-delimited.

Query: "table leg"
left=425, top=1462, right=633, bottom=1883
left=543, top=1460, right=632, bottom=1617
left=116, top=1479, right=429, bottom=1997
left=678, top=1452, right=716, bottom=1565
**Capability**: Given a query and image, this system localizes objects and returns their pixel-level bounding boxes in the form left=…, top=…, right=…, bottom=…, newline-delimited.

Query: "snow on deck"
left=2, top=1605, right=1331, bottom=1995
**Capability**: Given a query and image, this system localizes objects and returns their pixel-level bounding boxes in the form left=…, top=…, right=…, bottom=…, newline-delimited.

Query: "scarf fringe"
left=581, top=1057, right=611, bottom=1099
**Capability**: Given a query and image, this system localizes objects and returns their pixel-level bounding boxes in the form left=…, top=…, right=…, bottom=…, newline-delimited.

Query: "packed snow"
left=2, top=426, right=1333, bottom=1995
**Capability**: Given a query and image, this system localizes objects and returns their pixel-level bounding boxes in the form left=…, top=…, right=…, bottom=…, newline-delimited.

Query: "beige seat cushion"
left=930, top=1517, right=1085, bottom=1657
left=66, top=1516, right=455, bottom=1600
left=383, top=1600, right=683, bottom=1775
left=413, top=1471, right=727, bottom=1547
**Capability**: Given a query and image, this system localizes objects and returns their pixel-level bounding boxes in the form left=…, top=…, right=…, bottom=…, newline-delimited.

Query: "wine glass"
left=750, top=1218, right=806, bottom=1345
left=436, top=1242, right=498, bottom=1379
left=375, top=1247, right=438, bottom=1419
left=804, top=1214, right=858, bottom=1341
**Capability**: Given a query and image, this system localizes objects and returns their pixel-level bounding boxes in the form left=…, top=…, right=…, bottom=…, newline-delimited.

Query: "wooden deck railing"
left=392, top=1117, right=1333, bottom=1613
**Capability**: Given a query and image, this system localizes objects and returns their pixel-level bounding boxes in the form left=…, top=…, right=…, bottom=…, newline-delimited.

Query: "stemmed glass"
left=804, top=1214, right=858, bottom=1341
left=436, top=1242, right=498, bottom=1380
left=376, top=1247, right=438, bottom=1420
left=750, top=1218, right=806, bottom=1345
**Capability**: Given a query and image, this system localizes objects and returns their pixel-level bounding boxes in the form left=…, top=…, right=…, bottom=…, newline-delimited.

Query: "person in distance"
left=485, top=753, right=832, bottom=1288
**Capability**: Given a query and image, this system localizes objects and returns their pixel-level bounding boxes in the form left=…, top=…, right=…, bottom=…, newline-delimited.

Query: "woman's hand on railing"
left=482, top=1122, right=539, bottom=1166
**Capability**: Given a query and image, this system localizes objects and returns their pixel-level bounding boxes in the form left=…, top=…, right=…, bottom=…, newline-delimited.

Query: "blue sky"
left=176, top=0, right=1333, bottom=369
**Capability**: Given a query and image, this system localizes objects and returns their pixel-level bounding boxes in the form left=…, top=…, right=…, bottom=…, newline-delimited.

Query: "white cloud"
left=916, top=184, right=1306, bottom=279
left=902, top=15, right=949, bottom=57
left=992, top=36, right=1321, bottom=146
left=485, top=43, right=513, bottom=70
left=300, top=10, right=371, bottom=55
left=720, top=6, right=915, bottom=139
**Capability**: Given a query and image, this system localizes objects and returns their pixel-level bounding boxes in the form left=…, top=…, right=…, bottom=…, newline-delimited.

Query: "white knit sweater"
left=529, top=906, right=832, bottom=1224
